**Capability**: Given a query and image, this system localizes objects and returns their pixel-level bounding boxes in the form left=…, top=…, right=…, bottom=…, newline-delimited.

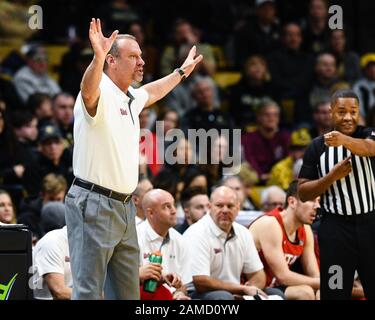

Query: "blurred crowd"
left=0, top=0, right=371, bottom=300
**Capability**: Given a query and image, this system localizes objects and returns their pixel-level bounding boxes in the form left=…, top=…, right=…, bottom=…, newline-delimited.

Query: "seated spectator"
left=0, top=108, right=26, bottom=187
left=267, top=128, right=312, bottom=190
left=33, top=226, right=72, bottom=300
left=18, top=174, right=67, bottom=240
left=139, top=107, right=161, bottom=177
left=23, top=125, right=73, bottom=197
left=233, top=0, right=281, bottom=68
left=328, top=29, right=361, bottom=84
left=176, top=187, right=210, bottom=234
left=221, top=175, right=257, bottom=211
left=301, top=0, right=329, bottom=54
left=52, top=92, right=75, bottom=148
left=174, top=167, right=209, bottom=227
left=308, top=100, right=333, bottom=138
left=39, top=201, right=66, bottom=237
left=260, top=185, right=286, bottom=212
left=249, top=181, right=320, bottom=300
left=267, top=22, right=313, bottom=124
left=137, top=189, right=191, bottom=300
left=59, top=43, right=93, bottom=97
left=0, top=75, right=24, bottom=111
left=181, top=167, right=208, bottom=194
left=99, top=0, right=140, bottom=35
left=146, top=108, right=180, bottom=176
left=153, top=137, right=197, bottom=203
left=13, top=45, right=61, bottom=103
left=160, top=19, right=216, bottom=77
left=183, top=186, right=267, bottom=300
left=11, top=111, right=38, bottom=161
left=242, top=100, right=290, bottom=184
left=227, top=55, right=275, bottom=130
left=132, top=176, right=153, bottom=225
left=309, top=53, right=347, bottom=111
left=0, top=190, right=16, bottom=224
left=183, top=77, right=234, bottom=133
left=128, top=22, right=159, bottom=83
left=26, top=93, right=54, bottom=129
left=353, top=53, right=375, bottom=121
left=200, top=134, right=240, bottom=188
left=220, top=175, right=261, bottom=227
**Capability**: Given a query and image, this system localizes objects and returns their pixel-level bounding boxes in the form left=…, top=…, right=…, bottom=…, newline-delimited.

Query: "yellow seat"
left=44, top=45, right=70, bottom=82
left=213, top=71, right=242, bottom=89
left=249, top=186, right=267, bottom=209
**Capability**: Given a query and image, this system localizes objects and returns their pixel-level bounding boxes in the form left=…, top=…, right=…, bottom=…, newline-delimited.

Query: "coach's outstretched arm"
left=81, top=18, right=118, bottom=115
left=142, top=46, right=203, bottom=108
left=298, top=156, right=352, bottom=202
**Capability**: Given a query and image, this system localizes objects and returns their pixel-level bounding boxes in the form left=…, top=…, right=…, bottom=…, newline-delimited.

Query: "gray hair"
left=104, top=34, right=137, bottom=70
left=261, top=185, right=286, bottom=205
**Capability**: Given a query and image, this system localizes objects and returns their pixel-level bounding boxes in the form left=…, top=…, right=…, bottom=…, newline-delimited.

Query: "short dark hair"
left=180, top=187, right=207, bottom=209
left=27, top=93, right=51, bottom=113
left=331, top=89, right=359, bottom=106
left=285, top=180, right=299, bottom=209
left=11, top=111, right=36, bottom=128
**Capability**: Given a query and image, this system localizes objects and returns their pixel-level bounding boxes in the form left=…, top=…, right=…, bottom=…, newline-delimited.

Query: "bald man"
left=183, top=186, right=267, bottom=300
left=137, top=189, right=191, bottom=300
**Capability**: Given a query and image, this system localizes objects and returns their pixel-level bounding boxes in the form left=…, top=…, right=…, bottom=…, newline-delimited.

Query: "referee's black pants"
left=319, top=212, right=375, bottom=300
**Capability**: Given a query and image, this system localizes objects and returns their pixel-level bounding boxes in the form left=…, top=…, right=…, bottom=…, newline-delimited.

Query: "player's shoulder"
left=250, top=214, right=280, bottom=232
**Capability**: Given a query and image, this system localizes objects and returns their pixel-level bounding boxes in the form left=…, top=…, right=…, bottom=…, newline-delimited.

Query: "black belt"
left=73, top=178, right=132, bottom=203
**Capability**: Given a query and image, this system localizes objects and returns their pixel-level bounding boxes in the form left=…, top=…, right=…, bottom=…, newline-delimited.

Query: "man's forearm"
left=143, top=71, right=181, bottom=107
left=343, top=136, right=375, bottom=157
left=51, top=287, right=72, bottom=300
left=81, top=56, right=105, bottom=101
left=193, top=276, right=246, bottom=295
left=278, top=271, right=320, bottom=290
left=298, top=175, right=335, bottom=202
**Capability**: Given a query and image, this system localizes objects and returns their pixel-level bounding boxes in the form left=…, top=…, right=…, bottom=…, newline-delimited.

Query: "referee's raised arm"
left=80, top=18, right=118, bottom=116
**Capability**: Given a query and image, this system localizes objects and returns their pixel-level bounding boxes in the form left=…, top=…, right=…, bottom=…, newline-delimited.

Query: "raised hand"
left=329, top=156, right=352, bottom=181
left=324, top=131, right=346, bottom=147
left=89, top=18, right=118, bottom=60
left=180, top=45, right=203, bottom=77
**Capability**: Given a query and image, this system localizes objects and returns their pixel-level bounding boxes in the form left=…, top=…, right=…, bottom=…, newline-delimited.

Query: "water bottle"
left=143, top=251, right=163, bottom=293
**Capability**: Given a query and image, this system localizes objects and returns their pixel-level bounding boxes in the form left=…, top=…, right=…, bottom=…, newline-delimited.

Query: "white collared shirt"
left=137, top=220, right=192, bottom=285
left=135, top=215, right=144, bottom=226
left=33, top=227, right=71, bottom=300
left=183, top=213, right=263, bottom=284
left=73, top=73, right=149, bottom=193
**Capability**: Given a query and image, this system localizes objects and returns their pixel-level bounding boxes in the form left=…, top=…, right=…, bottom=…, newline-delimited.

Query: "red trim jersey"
left=254, top=208, right=306, bottom=287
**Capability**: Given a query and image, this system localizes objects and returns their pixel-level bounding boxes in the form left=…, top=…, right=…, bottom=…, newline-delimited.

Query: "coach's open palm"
left=89, top=18, right=118, bottom=60
left=180, top=45, right=203, bottom=77
left=329, top=156, right=352, bottom=181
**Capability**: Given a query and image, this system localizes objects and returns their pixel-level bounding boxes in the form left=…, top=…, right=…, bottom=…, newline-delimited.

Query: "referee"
left=298, top=89, right=375, bottom=300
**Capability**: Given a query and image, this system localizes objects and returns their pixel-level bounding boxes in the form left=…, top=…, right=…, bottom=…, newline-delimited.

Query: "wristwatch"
left=174, top=68, right=186, bottom=81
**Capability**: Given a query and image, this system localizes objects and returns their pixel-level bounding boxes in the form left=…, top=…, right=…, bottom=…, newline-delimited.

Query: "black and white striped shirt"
left=299, top=126, right=375, bottom=216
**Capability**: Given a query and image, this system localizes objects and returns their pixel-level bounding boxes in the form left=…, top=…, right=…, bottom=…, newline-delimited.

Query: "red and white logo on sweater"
left=120, top=108, right=128, bottom=115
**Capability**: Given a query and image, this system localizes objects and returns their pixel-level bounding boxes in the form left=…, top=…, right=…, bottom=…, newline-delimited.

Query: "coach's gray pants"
left=65, top=184, right=140, bottom=300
